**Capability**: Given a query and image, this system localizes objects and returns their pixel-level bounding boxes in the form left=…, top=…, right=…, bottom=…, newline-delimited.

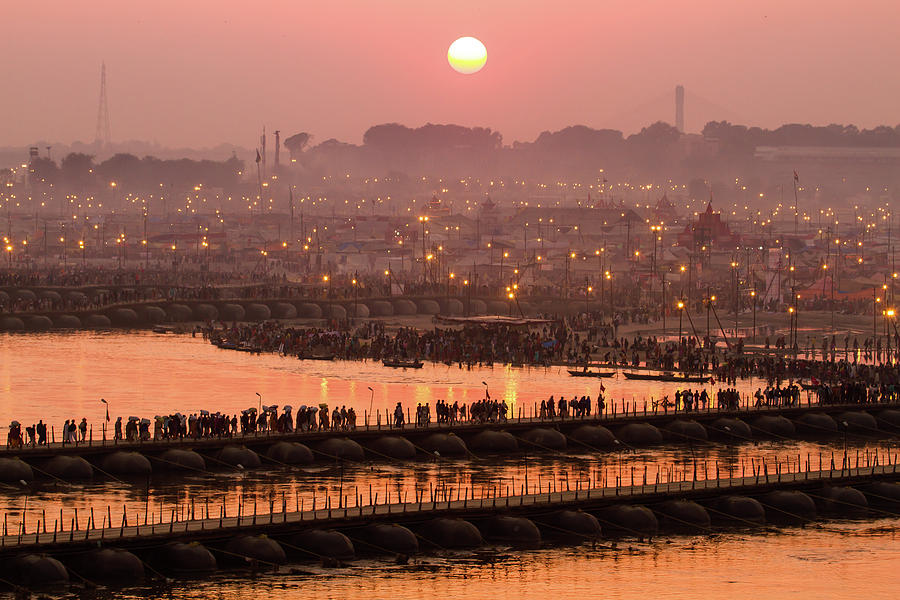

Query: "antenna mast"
left=95, top=62, right=111, bottom=147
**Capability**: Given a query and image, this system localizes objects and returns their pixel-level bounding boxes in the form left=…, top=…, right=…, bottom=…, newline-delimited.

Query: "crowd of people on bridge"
left=752, top=384, right=802, bottom=407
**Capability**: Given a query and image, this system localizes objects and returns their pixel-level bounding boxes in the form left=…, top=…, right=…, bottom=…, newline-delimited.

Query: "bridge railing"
left=0, top=450, right=897, bottom=550
left=2, top=396, right=898, bottom=454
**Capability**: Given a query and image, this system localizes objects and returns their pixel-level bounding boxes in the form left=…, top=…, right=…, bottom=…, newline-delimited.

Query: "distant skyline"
left=2, top=0, right=898, bottom=148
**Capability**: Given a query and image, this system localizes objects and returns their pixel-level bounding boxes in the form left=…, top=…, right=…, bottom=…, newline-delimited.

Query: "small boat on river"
left=213, top=340, right=261, bottom=353
left=567, top=369, right=616, bottom=378
left=298, top=353, right=336, bottom=361
left=623, top=371, right=711, bottom=383
left=382, top=358, right=424, bottom=369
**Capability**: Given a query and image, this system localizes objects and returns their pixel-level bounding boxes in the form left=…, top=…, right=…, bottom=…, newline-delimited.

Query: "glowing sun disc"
left=448, top=37, right=487, bottom=74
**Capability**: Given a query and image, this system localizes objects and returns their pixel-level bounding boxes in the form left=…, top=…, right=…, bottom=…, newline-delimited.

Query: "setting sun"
left=448, top=36, right=487, bottom=74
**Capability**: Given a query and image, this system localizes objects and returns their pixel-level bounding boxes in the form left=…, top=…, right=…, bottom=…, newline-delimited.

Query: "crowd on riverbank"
left=208, top=319, right=573, bottom=365
left=207, top=319, right=900, bottom=393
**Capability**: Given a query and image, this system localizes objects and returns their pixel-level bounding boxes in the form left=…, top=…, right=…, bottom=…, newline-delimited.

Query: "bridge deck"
left=2, top=463, right=896, bottom=553
left=3, top=399, right=897, bottom=459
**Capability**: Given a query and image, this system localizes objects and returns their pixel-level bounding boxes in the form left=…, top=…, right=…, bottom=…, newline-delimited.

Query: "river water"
left=0, top=331, right=773, bottom=432
left=0, top=331, right=897, bottom=598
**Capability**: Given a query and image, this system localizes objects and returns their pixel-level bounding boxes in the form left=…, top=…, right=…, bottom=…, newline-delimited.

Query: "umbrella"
left=319, top=403, right=328, bottom=409
left=10, top=421, right=20, bottom=427
left=200, top=410, right=210, bottom=416
left=247, top=407, right=257, bottom=413
left=282, top=405, right=293, bottom=411
left=141, top=418, right=151, bottom=425
left=128, top=416, right=139, bottom=421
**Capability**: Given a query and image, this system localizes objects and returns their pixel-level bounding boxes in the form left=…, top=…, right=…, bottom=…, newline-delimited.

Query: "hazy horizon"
left=3, top=0, right=899, bottom=148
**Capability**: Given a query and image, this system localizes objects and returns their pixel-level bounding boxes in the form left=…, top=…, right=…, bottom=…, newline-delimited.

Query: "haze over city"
left=3, top=0, right=899, bottom=148
left=1, top=2, right=900, bottom=599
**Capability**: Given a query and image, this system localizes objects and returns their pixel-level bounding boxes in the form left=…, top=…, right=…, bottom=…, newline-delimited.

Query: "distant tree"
left=60, top=153, right=95, bottom=188
left=284, top=132, right=311, bottom=161
left=531, top=125, right=623, bottom=152
left=29, top=157, right=59, bottom=185
left=627, top=121, right=681, bottom=146
left=362, top=123, right=415, bottom=149
left=703, top=120, right=900, bottom=148
left=96, top=153, right=142, bottom=186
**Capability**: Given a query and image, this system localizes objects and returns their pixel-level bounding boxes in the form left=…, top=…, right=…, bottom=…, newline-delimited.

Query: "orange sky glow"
left=2, top=0, right=898, bottom=147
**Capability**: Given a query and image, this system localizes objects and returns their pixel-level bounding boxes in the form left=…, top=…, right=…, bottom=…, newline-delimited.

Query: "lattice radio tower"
left=94, top=62, right=111, bottom=147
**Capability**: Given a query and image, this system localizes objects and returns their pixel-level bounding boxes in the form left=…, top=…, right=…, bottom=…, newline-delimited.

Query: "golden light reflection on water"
left=0, top=333, right=896, bottom=597
left=40, top=515, right=900, bottom=600
left=0, top=331, right=789, bottom=432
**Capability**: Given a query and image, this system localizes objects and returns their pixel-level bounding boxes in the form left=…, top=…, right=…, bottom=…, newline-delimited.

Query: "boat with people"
left=382, top=358, right=424, bottom=369
left=623, top=371, right=711, bottom=383
left=567, top=369, right=616, bottom=378
left=212, top=339, right=262, bottom=353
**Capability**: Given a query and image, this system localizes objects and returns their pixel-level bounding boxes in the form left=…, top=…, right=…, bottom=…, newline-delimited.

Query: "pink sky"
left=2, top=0, right=898, bottom=147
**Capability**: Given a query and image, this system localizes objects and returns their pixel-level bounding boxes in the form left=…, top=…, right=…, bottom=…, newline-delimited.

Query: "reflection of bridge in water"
left=0, top=458, right=896, bottom=587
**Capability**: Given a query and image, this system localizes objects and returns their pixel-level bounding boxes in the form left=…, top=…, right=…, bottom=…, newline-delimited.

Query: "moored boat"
left=623, top=371, right=710, bottom=383
left=298, top=353, right=336, bottom=361
left=567, top=369, right=616, bottom=378
left=382, top=358, right=424, bottom=369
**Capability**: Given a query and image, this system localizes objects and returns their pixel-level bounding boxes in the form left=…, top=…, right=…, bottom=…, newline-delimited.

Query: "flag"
left=599, top=382, right=605, bottom=392
left=793, top=170, right=799, bottom=182
left=256, top=150, right=261, bottom=164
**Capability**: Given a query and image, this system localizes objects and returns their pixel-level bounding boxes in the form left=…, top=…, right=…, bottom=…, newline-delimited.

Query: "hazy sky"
left=3, top=0, right=898, bottom=148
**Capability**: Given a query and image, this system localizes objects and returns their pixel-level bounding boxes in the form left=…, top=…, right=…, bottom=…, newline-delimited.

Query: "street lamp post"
left=352, top=272, right=358, bottom=323
left=661, top=271, right=667, bottom=335
left=79, top=240, right=85, bottom=266
left=585, top=279, right=591, bottom=314
left=464, top=276, right=470, bottom=316
left=751, top=289, right=757, bottom=344
left=874, top=288, right=879, bottom=354
left=171, top=244, right=177, bottom=283
left=677, top=300, right=684, bottom=342
left=100, top=398, right=109, bottom=440
left=606, top=271, right=612, bottom=314
left=789, top=306, right=796, bottom=351
left=595, top=248, right=604, bottom=308
left=886, top=308, right=895, bottom=360
left=419, top=216, right=429, bottom=285
left=731, top=261, right=739, bottom=337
